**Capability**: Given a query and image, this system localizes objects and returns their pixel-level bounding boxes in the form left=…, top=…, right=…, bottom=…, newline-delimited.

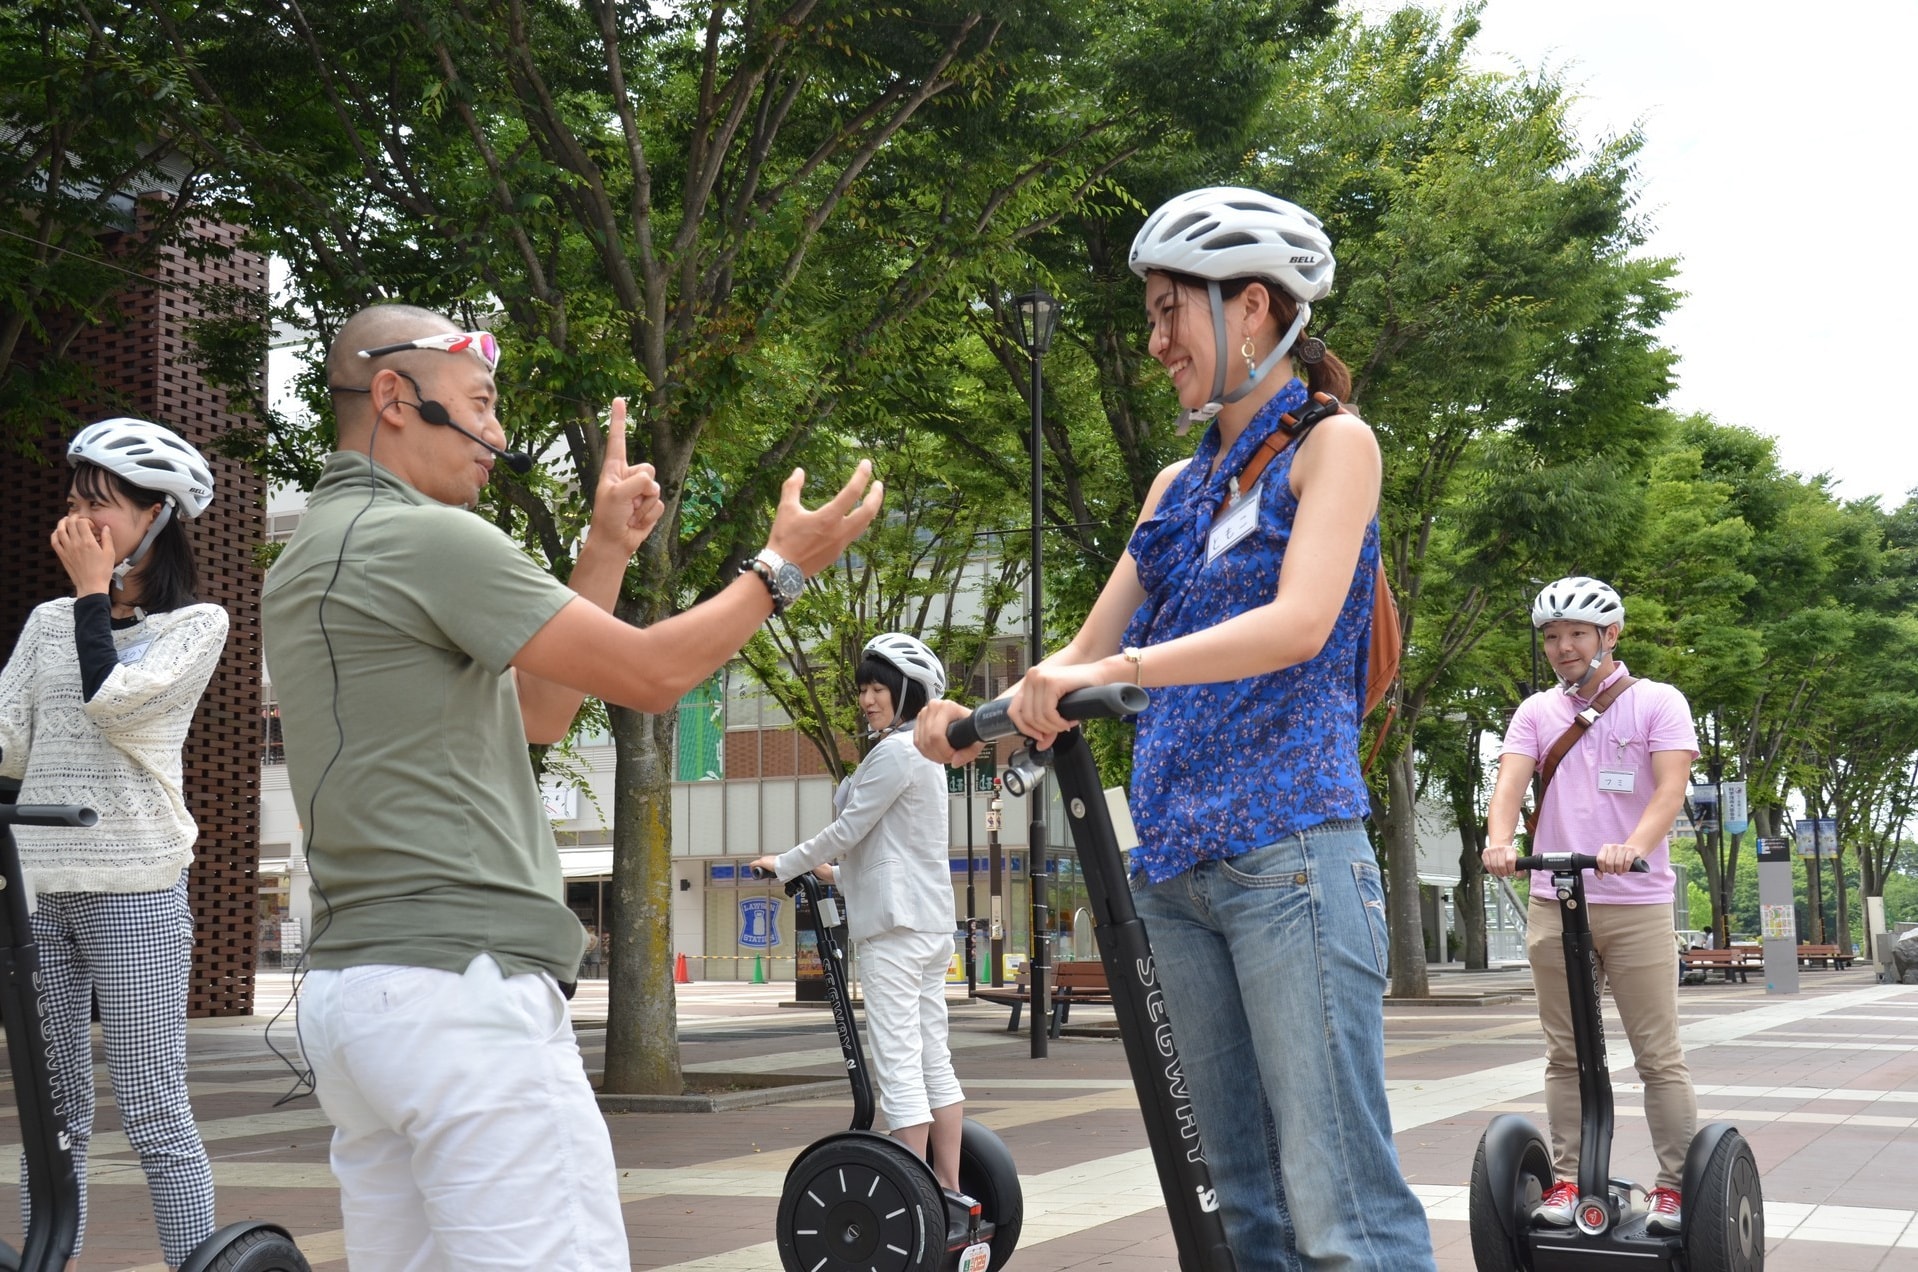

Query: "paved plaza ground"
left=3, top=964, right=1914, bottom=1270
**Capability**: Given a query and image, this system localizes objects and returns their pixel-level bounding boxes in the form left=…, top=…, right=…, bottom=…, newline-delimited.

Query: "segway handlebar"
left=0, top=806, right=97, bottom=829
left=945, top=684, right=1148, bottom=751
left=1514, top=852, right=1649, bottom=874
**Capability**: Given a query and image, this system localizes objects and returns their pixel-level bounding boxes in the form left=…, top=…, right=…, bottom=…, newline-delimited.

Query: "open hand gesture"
left=765, top=462, right=884, bottom=577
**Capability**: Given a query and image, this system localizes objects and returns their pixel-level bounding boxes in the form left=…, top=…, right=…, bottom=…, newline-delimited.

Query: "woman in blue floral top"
left=918, top=187, right=1434, bottom=1270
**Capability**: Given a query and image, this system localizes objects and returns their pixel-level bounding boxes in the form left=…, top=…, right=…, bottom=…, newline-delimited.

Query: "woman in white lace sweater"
left=0, top=418, right=224, bottom=1269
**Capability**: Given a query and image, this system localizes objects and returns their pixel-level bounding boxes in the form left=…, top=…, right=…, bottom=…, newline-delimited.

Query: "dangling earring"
left=1241, top=334, right=1258, bottom=375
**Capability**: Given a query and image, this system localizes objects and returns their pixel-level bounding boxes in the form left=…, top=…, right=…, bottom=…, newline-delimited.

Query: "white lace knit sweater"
left=0, top=598, right=228, bottom=895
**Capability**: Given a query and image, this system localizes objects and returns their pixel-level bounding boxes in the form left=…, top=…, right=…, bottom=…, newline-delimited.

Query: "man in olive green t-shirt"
left=264, top=303, right=881, bottom=1270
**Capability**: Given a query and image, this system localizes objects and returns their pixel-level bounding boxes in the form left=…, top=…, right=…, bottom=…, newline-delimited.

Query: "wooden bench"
left=1679, top=947, right=1762, bottom=983
left=1796, top=944, right=1855, bottom=969
left=973, top=961, right=1113, bottom=1036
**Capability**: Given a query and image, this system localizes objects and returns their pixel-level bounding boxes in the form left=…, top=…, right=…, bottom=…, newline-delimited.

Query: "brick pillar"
left=0, top=209, right=266, bottom=1016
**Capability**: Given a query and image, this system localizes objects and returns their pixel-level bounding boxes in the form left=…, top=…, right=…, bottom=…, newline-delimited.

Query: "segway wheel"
left=1469, top=1115, right=1551, bottom=1272
left=1683, top=1130, right=1763, bottom=1271
left=778, top=1135, right=945, bottom=1272
left=950, top=1119, right=1023, bottom=1272
left=179, top=1222, right=313, bottom=1272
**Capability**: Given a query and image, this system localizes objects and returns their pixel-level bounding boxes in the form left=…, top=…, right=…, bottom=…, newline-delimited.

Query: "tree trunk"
left=1834, top=836, right=1851, bottom=956
left=601, top=703, right=683, bottom=1094
left=1710, top=830, right=1734, bottom=946
left=1456, top=823, right=1488, bottom=970
left=1384, top=747, right=1429, bottom=998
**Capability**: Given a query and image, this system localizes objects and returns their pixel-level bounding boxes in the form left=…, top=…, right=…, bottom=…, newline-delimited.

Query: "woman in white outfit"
left=0, top=418, right=224, bottom=1269
left=752, top=633, right=964, bottom=1190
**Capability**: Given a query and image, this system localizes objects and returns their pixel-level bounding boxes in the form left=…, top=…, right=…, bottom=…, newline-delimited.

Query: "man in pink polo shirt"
left=1483, top=576, right=1699, bottom=1234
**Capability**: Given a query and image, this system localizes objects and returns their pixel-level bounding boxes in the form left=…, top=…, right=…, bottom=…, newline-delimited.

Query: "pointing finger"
left=603, top=398, right=628, bottom=472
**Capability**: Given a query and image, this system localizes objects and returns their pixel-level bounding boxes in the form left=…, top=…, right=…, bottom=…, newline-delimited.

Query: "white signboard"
left=1721, top=781, right=1748, bottom=835
left=540, top=778, right=579, bottom=821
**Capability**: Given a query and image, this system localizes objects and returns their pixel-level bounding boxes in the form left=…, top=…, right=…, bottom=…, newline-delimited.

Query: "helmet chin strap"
left=1559, top=643, right=1615, bottom=696
left=1176, top=285, right=1310, bottom=436
left=110, top=500, right=173, bottom=587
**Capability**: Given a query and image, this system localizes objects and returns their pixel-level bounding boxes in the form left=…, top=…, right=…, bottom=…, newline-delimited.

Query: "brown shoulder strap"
left=1523, top=674, right=1637, bottom=836
left=1206, top=391, right=1343, bottom=529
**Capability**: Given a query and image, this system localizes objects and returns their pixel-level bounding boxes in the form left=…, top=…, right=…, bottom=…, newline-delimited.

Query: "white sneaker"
left=1534, top=1180, right=1578, bottom=1227
left=1645, top=1187, right=1682, bottom=1234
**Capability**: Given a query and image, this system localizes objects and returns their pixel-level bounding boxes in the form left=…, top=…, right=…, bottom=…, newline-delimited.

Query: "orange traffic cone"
left=674, top=952, right=692, bottom=984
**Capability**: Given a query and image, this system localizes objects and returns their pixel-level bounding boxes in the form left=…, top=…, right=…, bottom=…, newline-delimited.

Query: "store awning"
left=559, top=846, right=615, bottom=879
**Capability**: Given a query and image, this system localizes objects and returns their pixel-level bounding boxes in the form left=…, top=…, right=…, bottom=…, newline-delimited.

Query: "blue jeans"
left=1131, top=820, right=1435, bottom=1271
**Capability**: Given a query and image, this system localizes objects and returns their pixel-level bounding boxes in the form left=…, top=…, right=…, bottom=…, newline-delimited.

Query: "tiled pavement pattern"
left=4, top=968, right=1914, bottom=1270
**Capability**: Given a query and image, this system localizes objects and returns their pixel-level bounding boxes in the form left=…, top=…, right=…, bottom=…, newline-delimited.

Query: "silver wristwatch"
left=741, top=547, right=806, bottom=616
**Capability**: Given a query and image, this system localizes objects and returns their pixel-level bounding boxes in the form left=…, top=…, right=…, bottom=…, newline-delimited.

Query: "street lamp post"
left=1008, top=289, right=1060, bottom=1059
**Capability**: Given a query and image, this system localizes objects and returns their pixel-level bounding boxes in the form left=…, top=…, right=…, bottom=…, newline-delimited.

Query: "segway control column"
left=951, top=686, right=1237, bottom=1271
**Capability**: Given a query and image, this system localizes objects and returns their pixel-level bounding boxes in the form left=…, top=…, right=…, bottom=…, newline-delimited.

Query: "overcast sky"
left=1384, top=0, right=1916, bottom=509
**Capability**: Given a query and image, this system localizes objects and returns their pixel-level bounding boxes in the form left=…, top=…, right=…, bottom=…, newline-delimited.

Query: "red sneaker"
left=1646, top=1186, right=1683, bottom=1234
left=1534, top=1180, right=1579, bottom=1227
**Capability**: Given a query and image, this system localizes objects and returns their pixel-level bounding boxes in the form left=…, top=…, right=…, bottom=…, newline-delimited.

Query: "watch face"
left=774, top=562, right=805, bottom=601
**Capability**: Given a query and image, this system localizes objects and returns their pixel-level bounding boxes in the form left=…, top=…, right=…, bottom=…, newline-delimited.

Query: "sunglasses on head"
left=357, top=330, right=501, bottom=372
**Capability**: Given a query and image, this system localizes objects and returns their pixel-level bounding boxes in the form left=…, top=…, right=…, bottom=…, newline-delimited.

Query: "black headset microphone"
left=391, top=369, right=533, bottom=474
left=409, top=394, right=533, bottom=474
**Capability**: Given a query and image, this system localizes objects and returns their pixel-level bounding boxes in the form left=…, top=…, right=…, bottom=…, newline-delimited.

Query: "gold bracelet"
left=1122, top=646, right=1144, bottom=686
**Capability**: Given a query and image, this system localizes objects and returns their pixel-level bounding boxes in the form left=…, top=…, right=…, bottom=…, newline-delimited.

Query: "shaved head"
left=327, top=304, right=459, bottom=441
left=328, top=304, right=458, bottom=388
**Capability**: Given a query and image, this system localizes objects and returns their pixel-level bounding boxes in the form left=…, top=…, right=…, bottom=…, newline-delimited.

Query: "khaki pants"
left=1526, top=898, right=1697, bottom=1188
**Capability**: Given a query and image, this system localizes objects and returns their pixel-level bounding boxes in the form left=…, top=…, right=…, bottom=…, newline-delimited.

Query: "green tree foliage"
left=31, top=0, right=1913, bottom=1036
left=0, top=1, right=217, bottom=446
left=112, top=0, right=1326, bottom=1090
left=1251, top=9, right=1678, bottom=995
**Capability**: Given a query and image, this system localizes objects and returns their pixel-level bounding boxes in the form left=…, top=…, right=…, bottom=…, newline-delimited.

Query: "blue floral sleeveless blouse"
left=1122, top=379, right=1380, bottom=884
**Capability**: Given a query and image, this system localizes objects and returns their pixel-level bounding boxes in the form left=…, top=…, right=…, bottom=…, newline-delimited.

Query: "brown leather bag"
left=1215, top=392, right=1402, bottom=718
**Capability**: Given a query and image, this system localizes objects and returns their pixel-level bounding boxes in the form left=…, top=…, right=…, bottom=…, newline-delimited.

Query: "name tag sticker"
left=1206, top=482, right=1263, bottom=563
left=1598, top=768, right=1635, bottom=794
left=116, top=640, right=153, bottom=666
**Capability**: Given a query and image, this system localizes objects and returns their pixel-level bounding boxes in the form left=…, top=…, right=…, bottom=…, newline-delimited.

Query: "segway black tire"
left=1683, top=1129, right=1763, bottom=1271
left=777, top=1134, right=945, bottom=1272
left=1469, top=1115, right=1551, bottom=1272
left=178, top=1222, right=313, bottom=1272
left=950, top=1119, right=1023, bottom=1272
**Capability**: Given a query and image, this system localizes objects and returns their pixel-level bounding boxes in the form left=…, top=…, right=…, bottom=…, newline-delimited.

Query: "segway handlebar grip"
left=1514, top=852, right=1649, bottom=874
left=0, top=804, right=97, bottom=829
left=946, top=684, right=1149, bottom=750
left=752, top=863, right=829, bottom=904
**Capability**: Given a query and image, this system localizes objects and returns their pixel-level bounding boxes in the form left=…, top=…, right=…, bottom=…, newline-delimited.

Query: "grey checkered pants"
left=21, top=873, right=214, bottom=1265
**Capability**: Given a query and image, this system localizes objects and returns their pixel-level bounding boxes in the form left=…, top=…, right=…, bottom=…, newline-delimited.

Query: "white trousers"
left=298, top=954, right=627, bottom=1271
left=859, top=929, right=964, bottom=1129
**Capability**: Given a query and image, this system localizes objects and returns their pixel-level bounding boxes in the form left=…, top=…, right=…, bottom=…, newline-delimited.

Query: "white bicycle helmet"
left=1128, top=187, right=1335, bottom=433
left=863, top=633, right=947, bottom=701
left=1128, top=186, right=1335, bottom=302
left=68, top=417, right=215, bottom=518
left=1532, top=577, right=1625, bottom=632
